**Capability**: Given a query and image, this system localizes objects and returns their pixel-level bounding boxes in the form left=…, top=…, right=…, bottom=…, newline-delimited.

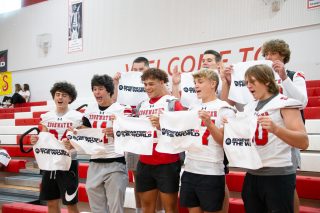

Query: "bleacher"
left=0, top=80, right=319, bottom=212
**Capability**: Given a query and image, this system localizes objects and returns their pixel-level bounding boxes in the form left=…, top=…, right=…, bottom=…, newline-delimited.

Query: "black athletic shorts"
left=242, top=173, right=296, bottom=213
left=135, top=160, right=181, bottom=193
left=40, top=160, right=79, bottom=205
left=180, top=171, right=225, bottom=212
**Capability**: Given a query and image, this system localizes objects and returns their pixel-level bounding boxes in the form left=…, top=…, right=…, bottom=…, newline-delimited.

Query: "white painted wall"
left=0, top=0, right=319, bottom=102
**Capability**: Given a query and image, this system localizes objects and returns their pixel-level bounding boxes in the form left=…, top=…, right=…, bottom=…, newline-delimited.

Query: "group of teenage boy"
left=30, top=38, right=308, bottom=213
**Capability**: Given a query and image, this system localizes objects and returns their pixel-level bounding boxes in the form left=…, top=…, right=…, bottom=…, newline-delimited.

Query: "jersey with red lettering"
left=138, top=95, right=184, bottom=165
left=185, top=99, right=235, bottom=175
left=40, top=110, right=83, bottom=140
left=244, top=94, right=302, bottom=168
left=84, top=102, right=131, bottom=159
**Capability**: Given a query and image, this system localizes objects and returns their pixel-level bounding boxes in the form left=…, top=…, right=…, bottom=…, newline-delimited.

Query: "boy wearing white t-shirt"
left=180, top=69, right=235, bottom=213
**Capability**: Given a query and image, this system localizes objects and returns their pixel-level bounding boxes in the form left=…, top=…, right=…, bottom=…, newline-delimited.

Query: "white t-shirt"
left=184, top=99, right=235, bottom=175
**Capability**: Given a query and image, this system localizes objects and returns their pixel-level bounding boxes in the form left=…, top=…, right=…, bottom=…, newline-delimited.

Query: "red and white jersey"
left=138, top=95, right=183, bottom=165
left=40, top=110, right=83, bottom=140
left=84, top=102, right=131, bottom=159
left=185, top=99, right=235, bottom=175
left=244, top=94, right=302, bottom=168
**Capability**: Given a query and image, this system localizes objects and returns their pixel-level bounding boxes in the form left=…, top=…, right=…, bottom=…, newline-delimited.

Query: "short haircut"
left=204, top=50, right=222, bottom=62
left=23, top=84, right=30, bottom=91
left=50, top=82, right=77, bottom=103
left=91, top=74, right=114, bottom=96
left=133, top=57, right=149, bottom=67
left=245, top=64, right=279, bottom=95
left=262, top=39, right=291, bottom=64
left=141, top=68, right=169, bottom=83
left=193, top=68, right=220, bottom=92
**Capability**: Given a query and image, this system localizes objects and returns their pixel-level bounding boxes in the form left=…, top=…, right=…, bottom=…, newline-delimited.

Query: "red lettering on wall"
left=254, top=47, right=262, bottom=61
left=181, top=55, right=195, bottom=73
left=168, top=57, right=180, bottom=75
left=197, top=54, right=204, bottom=70
left=239, top=47, right=254, bottom=62
left=220, top=50, right=232, bottom=63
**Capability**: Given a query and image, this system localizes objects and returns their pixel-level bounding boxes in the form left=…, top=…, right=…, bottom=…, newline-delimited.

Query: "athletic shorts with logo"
left=40, top=160, right=79, bottom=205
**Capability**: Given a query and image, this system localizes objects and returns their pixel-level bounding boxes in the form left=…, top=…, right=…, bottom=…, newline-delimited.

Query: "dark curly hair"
left=141, top=68, right=169, bottom=83
left=262, top=39, right=291, bottom=64
left=50, top=82, right=77, bottom=103
left=91, top=74, right=114, bottom=96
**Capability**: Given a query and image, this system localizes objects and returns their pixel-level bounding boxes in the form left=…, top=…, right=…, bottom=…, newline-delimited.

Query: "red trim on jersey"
left=140, top=96, right=183, bottom=165
left=149, top=97, right=162, bottom=104
left=296, top=72, right=305, bottom=79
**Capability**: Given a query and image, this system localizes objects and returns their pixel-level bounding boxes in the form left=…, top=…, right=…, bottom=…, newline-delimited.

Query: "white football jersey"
left=84, top=102, right=131, bottom=159
left=138, top=95, right=177, bottom=118
left=244, top=94, right=302, bottom=168
left=138, top=95, right=177, bottom=142
left=184, top=99, right=235, bottom=175
left=41, top=110, right=83, bottom=140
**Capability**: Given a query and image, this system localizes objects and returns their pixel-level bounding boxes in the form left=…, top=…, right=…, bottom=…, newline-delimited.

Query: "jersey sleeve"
left=282, top=72, right=308, bottom=108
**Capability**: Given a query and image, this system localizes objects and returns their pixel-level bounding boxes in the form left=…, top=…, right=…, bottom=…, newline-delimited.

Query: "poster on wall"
left=0, top=50, right=8, bottom=72
left=0, top=71, right=12, bottom=96
left=307, top=0, right=320, bottom=9
left=68, top=0, right=83, bottom=53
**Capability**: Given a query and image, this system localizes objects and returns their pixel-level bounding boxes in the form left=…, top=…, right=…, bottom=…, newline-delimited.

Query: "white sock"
left=135, top=208, right=143, bottom=213
left=156, top=210, right=165, bottom=213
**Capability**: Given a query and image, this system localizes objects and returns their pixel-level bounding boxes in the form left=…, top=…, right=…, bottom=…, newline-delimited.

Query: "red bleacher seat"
left=0, top=113, right=14, bottom=119
left=2, top=202, right=68, bottom=213
left=14, top=101, right=47, bottom=108
left=32, top=111, right=47, bottom=118
left=307, top=87, right=320, bottom=97
left=306, top=80, right=320, bottom=88
left=78, top=183, right=89, bottom=202
left=3, top=159, right=27, bottom=173
left=0, top=107, right=31, bottom=114
left=307, top=97, right=320, bottom=107
left=15, top=118, right=41, bottom=126
left=0, top=145, right=35, bottom=157
left=78, top=163, right=89, bottom=179
left=304, top=107, right=320, bottom=119
left=16, top=134, right=32, bottom=145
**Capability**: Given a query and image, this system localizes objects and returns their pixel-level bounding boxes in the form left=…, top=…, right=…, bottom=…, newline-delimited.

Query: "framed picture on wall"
left=68, top=0, right=83, bottom=53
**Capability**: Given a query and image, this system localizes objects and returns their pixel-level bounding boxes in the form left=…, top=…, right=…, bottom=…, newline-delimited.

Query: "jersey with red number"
left=185, top=99, right=235, bottom=175
left=138, top=95, right=183, bottom=165
left=84, top=102, right=131, bottom=159
left=40, top=110, right=83, bottom=140
left=244, top=94, right=302, bottom=168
